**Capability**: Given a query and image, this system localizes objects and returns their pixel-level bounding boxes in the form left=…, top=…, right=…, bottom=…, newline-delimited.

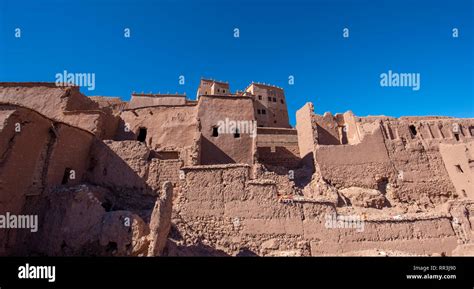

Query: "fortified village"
left=0, top=79, right=473, bottom=256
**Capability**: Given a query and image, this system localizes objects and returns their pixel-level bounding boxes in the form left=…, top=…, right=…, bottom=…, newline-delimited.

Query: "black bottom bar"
left=0, top=257, right=473, bottom=289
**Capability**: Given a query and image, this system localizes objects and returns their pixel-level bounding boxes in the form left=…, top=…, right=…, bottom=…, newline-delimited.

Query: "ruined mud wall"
left=171, top=165, right=461, bottom=256
left=86, top=140, right=183, bottom=215
left=295, top=102, right=318, bottom=168
left=439, top=142, right=474, bottom=199
left=117, top=105, right=199, bottom=165
left=90, top=96, right=127, bottom=112
left=256, top=128, right=300, bottom=169
left=0, top=105, right=94, bottom=213
left=0, top=83, right=119, bottom=139
left=127, top=95, right=187, bottom=109
left=380, top=118, right=474, bottom=206
left=315, top=127, right=394, bottom=190
left=0, top=105, right=95, bottom=255
left=304, top=105, right=474, bottom=208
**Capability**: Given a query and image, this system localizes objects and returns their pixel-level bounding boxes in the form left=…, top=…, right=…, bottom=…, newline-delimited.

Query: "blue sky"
left=1, top=0, right=473, bottom=125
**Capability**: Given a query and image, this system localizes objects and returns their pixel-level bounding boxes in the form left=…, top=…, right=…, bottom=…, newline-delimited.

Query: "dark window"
left=223, top=89, right=226, bottom=93
left=273, top=97, right=276, bottom=102
left=258, top=95, right=262, bottom=100
left=257, top=109, right=261, bottom=114
left=454, top=133, right=460, bottom=141
left=268, top=97, right=272, bottom=101
left=234, top=128, right=240, bottom=138
left=281, top=99, right=284, bottom=104
left=62, top=168, right=72, bottom=185
left=262, top=109, right=266, bottom=115
left=137, top=127, right=147, bottom=142
left=409, top=125, right=417, bottom=137
left=212, top=126, right=219, bottom=137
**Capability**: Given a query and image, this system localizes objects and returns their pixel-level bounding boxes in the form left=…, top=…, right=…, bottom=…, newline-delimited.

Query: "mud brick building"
left=1, top=80, right=473, bottom=256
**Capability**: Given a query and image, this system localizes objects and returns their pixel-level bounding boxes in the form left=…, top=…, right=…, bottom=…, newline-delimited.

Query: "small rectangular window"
left=268, top=97, right=271, bottom=101
left=234, top=128, right=240, bottom=138
left=273, top=97, right=276, bottom=102
left=137, top=127, right=147, bottom=142
left=257, top=109, right=261, bottom=114
left=212, top=126, right=219, bottom=137
left=409, top=125, right=417, bottom=137
left=258, top=95, right=262, bottom=100
left=262, top=109, right=266, bottom=115
left=281, top=99, right=284, bottom=104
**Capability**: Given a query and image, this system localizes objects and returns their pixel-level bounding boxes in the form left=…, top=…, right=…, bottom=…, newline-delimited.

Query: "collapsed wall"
left=0, top=85, right=175, bottom=256
left=312, top=114, right=474, bottom=210
left=116, top=105, right=200, bottom=166
left=256, top=127, right=300, bottom=169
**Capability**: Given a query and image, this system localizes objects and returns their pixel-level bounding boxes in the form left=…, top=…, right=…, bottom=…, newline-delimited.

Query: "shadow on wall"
left=11, top=138, right=161, bottom=256
left=199, top=136, right=235, bottom=165
left=165, top=225, right=259, bottom=256
left=317, top=124, right=340, bottom=145
left=85, top=139, right=157, bottom=215
left=257, top=147, right=301, bottom=169
left=114, top=118, right=137, bottom=141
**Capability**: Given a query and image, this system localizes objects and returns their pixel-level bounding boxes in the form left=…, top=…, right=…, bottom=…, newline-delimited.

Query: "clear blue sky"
left=1, top=0, right=473, bottom=125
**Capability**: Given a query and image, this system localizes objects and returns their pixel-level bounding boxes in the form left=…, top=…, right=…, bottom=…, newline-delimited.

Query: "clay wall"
left=315, top=128, right=394, bottom=190
left=297, top=103, right=474, bottom=208
left=295, top=103, right=318, bottom=168
left=439, top=141, right=474, bottom=200
left=173, top=165, right=460, bottom=256
left=86, top=140, right=183, bottom=197
left=128, top=94, right=187, bottom=109
left=90, top=96, right=127, bottom=112
left=245, top=83, right=290, bottom=128
left=0, top=105, right=94, bottom=212
left=117, top=105, right=199, bottom=165
left=0, top=83, right=118, bottom=139
left=196, top=79, right=230, bottom=97
left=256, top=128, right=300, bottom=168
left=197, top=95, right=255, bottom=165
left=0, top=105, right=95, bottom=255
left=313, top=112, right=341, bottom=145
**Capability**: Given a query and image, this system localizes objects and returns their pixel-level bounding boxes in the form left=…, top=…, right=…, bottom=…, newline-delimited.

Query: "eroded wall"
left=256, top=128, right=300, bottom=169
left=172, top=165, right=461, bottom=256
left=117, top=105, right=199, bottom=165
